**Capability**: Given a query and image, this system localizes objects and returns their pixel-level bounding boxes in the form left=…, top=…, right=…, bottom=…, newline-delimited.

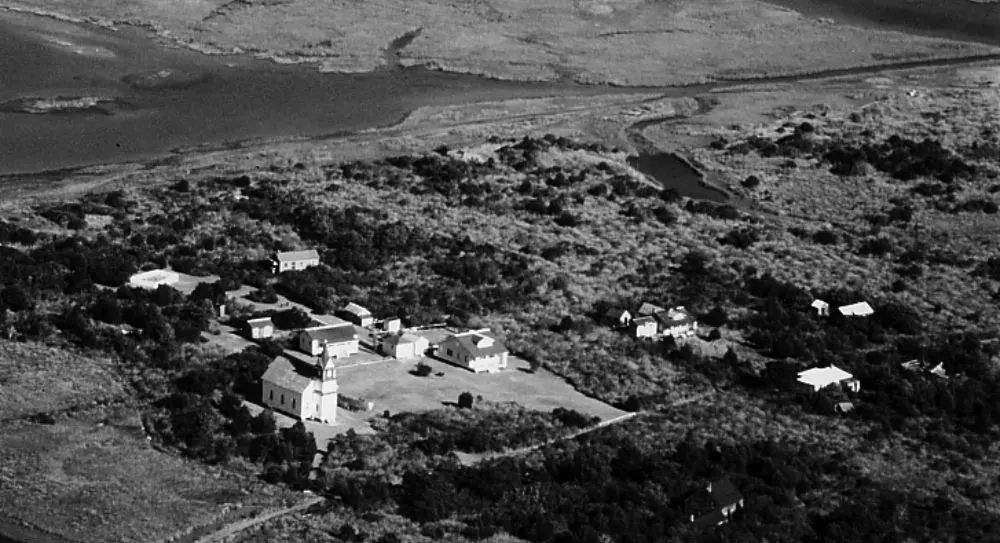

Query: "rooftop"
left=302, top=324, right=359, bottom=344
left=341, top=302, right=372, bottom=317
left=274, top=249, right=320, bottom=262
left=261, top=356, right=317, bottom=393
left=838, top=301, right=874, bottom=316
left=797, top=365, right=853, bottom=388
left=247, top=317, right=273, bottom=326
left=442, top=330, right=508, bottom=358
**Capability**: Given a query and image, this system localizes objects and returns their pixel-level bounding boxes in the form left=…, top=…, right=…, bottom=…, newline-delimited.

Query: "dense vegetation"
left=4, top=128, right=1000, bottom=541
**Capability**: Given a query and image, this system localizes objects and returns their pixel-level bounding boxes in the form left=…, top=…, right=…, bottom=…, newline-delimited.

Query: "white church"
left=260, top=342, right=339, bottom=424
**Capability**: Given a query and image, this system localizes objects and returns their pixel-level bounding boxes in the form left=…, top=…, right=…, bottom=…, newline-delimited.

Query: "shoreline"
left=0, top=515, right=72, bottom=543
left=3, top=3, right=1000, bottom=87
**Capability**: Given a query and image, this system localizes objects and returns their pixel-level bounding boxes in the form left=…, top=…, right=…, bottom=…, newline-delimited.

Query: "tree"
left=457, top=392, right=474, bottom=409
left=252, top=409, right=277, bottom=435
left=412, top=363, right=433, bottom=377
left=741, top=175, right=761, bottom=189
left=722, top=347, right=739, bottom=365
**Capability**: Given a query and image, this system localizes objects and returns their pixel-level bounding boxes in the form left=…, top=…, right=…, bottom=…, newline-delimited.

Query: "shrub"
left=741, top=175, right=761, bottom=189
left=412, top=363, right=433, bottom=377
left=458, top=392, right=474, bottom=409
left=813, top=230, right=839, bottom=245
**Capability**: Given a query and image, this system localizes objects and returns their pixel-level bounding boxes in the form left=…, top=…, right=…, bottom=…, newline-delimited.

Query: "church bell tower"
left=316, top=341, right=339, bottom=424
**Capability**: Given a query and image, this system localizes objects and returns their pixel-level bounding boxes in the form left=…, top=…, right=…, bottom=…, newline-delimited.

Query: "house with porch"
left=271, top=249, right=320, bottom=273
left=437, top=329, right=509, bottom=373
left=297, top=324, right=360, bottom=357
left=261, top=342, right=339, bottom=424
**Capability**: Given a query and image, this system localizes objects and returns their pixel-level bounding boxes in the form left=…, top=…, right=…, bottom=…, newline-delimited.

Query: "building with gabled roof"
left=245, top=317, right=274, bottom=339
left=338, top=302, right=374, bottom=327
left=297, top=324, right=359, bottom=357
left=271, top=249, right=320, bottom=273
left=636, top=302, right=666, bottom=316
left=437, top=329, right=509, bottom=373
left=630, top=315, right=658, bottom=338
left=796, top=364, right=860, bottom=393
left=654, top=306, right=698, bottom=338
left=261, top=342, right=339, bottom=424
left=379, top=331, right=430, bottom=360
left=604, top=308, right=632, bottom=327
left=811, top=299, right=830, bottom=317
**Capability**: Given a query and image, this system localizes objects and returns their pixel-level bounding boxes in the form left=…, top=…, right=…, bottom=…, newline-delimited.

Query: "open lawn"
left=0, top=408, right=296, bottom=543
left=336, top=355, right=627, bottom=422
left=3, top=0, right=999, bottom=85
left=0, top=340, right=127, bottom=420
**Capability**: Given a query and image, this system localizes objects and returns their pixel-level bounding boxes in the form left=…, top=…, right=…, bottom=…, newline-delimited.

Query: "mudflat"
left=2, top=0, right=1000, bottom=85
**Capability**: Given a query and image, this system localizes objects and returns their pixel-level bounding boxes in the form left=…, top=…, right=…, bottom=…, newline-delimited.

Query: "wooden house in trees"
left=653, top=307, right=698, bottom=338
left=271, top=249, right=320, bottom=273
left=604, top=308, right=632, bottom=327
left=796, top=365, right=860, bottom=393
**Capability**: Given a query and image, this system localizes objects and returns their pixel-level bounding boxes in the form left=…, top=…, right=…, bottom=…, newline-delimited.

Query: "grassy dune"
left=0, top=340, right=127, bottom=420
left=3, top=0, right=1000, bottom=85
left=0, top=409, right=296, bottom=543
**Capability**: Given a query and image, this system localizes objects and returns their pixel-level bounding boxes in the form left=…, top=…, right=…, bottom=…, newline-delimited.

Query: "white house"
left=796, top=365, right=860, bottom=393
left=654, top=307, right=698, bottom=338
left=380, top=331, right=430, bottom=360
left=297, top=324, right=359, bottom=357
left=838, top=301, right=874, bottom=317
left=810, top=299, right=830, bottom=317
left=339, top=302, right=374, bottom=327
left=630, top=316, right=658, bottom=338
left=271, top=249, right=320, bottom=273
left=437, top=329, right=509, bottom=373
left=261, top=342, right=338, bottom=424
left=246, top=317, right=274, bottom=339
left=128, top=269, right=180, bottom=290
left=381, top=317, right=402, bottom=332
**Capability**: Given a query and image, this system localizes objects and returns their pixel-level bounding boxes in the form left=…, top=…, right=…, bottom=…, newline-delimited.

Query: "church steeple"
left=318, top=341, right=337, bottom=381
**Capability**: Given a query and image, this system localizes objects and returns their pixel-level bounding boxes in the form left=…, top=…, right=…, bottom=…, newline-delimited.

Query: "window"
left=446, top=348, right=453, bottom=356
left=269, top=390, right=274, bottom=401
left=281, top=394, right=285, bottom=405
left=292, top=398, right=296, bottom=409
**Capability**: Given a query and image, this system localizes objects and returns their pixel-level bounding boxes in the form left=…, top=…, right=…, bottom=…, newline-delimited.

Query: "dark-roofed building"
left=261, top=342, right=339, bottom=424
left=687, top=478, right=744, bottom=529
left=636, top=302, right=666, bottom=317
left=437, top=329, right=509, bottom=373
left=271, top=249, right=320, bottom=273
left=297, top=324, right=360, bottom=357
left=338, top=302, right=374, bottom=327
left=245, top=317, right=274, bottom=339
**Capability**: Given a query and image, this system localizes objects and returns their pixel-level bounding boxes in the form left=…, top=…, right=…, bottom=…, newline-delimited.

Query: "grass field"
left=0, top=408, right=297, bottom=543
left=3, top=0, right=999, bottom=85
left=336, top=355, right=627, bottom=422
left=0, top=340, right=127, bottom=420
